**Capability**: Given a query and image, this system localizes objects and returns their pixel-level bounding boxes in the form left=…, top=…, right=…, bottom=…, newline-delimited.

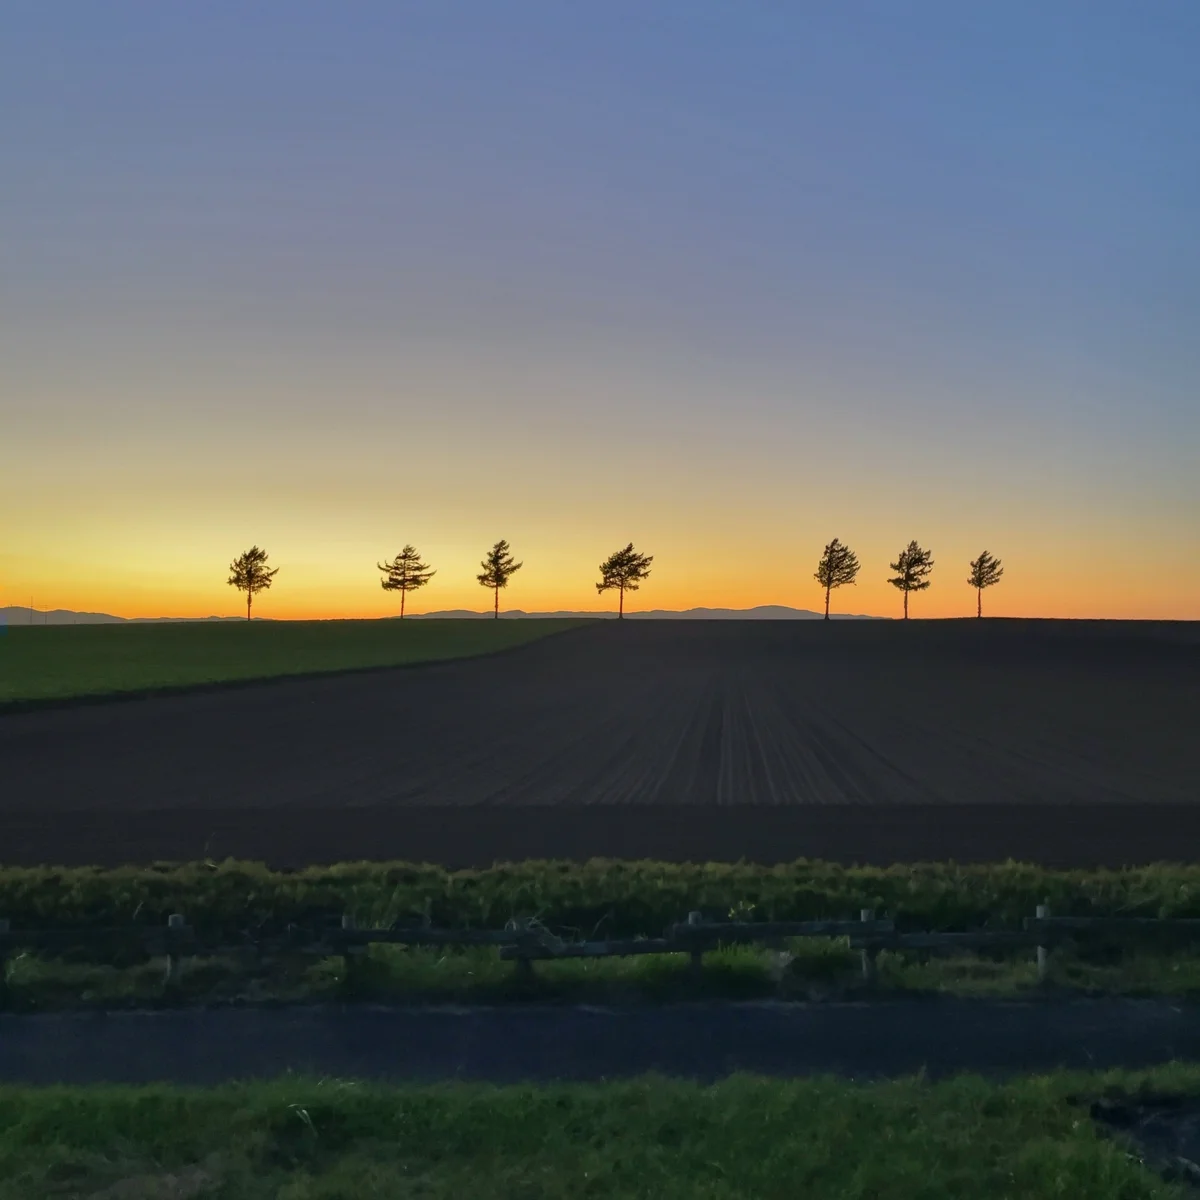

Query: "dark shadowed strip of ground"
left=6, top=804, right=1200, bottom=868
left=3, top=999, right=1200, bottom=1085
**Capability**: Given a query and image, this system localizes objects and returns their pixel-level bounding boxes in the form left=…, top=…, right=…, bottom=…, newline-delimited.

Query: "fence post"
left=687, top=911, right=704, bottom=981
left=0, top=919, right=9, bottom=1010
left=1036, top=904, right=1050, bottom=983
left=507, top=918, right=536, bottom=982
left=164, top=913, right=186, bottom=990
left=860, top=909, right=877, bottom=984
left=341, top=913, right=362, bottom=993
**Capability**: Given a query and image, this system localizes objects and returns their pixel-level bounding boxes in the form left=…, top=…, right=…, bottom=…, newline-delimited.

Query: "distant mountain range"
left=2, top=604, right=883, bottom=624
left=0, top=608, right=246, bottom=625
left=412, top=606, right=883, bottom=620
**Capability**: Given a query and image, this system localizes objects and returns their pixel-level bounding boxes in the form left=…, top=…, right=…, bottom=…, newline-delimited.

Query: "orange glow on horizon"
left=4, top=369, right=1197, bottom=626
left=6, top=568, right=1196, bottom=624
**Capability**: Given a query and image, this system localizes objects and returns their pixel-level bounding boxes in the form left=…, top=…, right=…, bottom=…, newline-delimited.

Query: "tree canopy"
left=814, top=538, right=861, bottom=619
left=476, top=539, right=523, bottom=618
left=378, top=544, right=436, bottom=618
left=227, top=545, right=279, bottom=621
left=887, top=540, right=934, bottom=619
left=967, top=550, right=1004, bottom=617
left=596, top=543, right=654, bottom=618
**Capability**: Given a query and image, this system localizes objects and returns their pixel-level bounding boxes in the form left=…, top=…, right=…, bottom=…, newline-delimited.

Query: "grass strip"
left=9, top=939, right=1200, bottom=1012
left=0, top=618, right=588, bottom=705
left=2, top=1067, right=1198, bottom=1198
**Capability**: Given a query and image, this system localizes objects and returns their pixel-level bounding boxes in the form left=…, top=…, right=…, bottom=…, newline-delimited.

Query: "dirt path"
left=2, top=619, right=1196, bottom=867
left=3, top=998, right=1200, bottom=1085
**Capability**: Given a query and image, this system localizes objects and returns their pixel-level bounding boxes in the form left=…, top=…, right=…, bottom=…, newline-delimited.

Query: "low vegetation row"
left=6, top=939, right=1200, bottom=1016
left=2, top=858, right=1196, bottom=935
left=10, top=907, right=1200, bottom=1013
left=229, top=537, right=1006, bottom=620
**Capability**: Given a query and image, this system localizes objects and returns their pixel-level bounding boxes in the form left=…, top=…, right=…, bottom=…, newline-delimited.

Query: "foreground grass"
left=11, top=938, right=1200, bottom=1012
left=0, top=618, right=589, bottom=705
left=3, top=1067, right=1196, bottom=1199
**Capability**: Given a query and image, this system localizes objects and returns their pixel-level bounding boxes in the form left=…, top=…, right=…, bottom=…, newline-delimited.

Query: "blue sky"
left=2, top=2, right=1197, bottom=617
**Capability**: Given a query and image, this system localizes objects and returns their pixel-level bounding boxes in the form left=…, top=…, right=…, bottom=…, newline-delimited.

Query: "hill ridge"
left=1, top=604, right=883, bottom=624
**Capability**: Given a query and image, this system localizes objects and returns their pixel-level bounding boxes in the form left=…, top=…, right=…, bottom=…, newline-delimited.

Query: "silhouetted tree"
left=596, top=543, right=654, bottom=619
left=967, top=550, right=1004, bottom=617
left=887, top=540, right=934, bottom=619
left=477, top=539, right=522, bottom=618
left=227, top=545, right=278, bottom=621
left=378, top=544, right=436, bottom=618
left=814, top=538, right=861, bottom=620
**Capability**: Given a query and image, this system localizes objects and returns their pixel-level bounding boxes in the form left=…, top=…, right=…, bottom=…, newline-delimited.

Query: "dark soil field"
left=1, top=619, right=1197, bottom=868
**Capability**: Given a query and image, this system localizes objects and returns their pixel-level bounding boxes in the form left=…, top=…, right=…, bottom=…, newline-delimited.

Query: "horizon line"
left=4, top=604, right=1198, bottom=625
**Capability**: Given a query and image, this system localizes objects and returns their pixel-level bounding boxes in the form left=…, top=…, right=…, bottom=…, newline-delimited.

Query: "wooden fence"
left=2, top=906, right=1199, bottom=1004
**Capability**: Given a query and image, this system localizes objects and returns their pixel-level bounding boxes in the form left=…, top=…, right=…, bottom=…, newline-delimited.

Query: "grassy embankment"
left=3, top=1068, right=1200, bottom=1199
left=7, top=859, right=1200, bottom=1010
left=0, top=618, right=590, bottom=706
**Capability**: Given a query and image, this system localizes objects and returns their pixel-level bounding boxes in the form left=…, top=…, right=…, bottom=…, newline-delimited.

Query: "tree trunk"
left=618, top=584, right=624, bottom=619
left=977, top=588, right=981, bottom=618
left=401, top=589, right=406, bottom=619
left=903, top=591, right=908, bottom=620
left=247, top=590, right=252, bottom=622
left=824, top=584, right=831, bottom=620
left=494, top=586, right=499, bottom=619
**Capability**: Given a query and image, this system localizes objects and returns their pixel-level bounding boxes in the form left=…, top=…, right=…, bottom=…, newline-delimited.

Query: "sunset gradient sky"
left=3, top=3, right=1198, bottom=620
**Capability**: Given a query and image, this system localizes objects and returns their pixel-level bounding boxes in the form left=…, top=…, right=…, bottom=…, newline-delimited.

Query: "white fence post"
left=164, top=913, right=186, bottom=988
left=1036, top=904, right=1049, bottom=983
left=860, top=909, right=877, bottom=983
left=341, top=913, right=363, bottom=991
left=687, top=911, right=704, bottom=980
left=0, top=918, right=10, bottom=1008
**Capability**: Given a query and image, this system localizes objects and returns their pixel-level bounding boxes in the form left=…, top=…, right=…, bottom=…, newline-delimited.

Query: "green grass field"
left=0, top=618, right=589, bottom=706
left=1, top=1068, right=1193, bottom=1198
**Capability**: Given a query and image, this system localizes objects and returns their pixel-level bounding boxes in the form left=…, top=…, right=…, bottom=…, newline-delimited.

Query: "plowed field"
left=2, top=619, right=1197, bottom=867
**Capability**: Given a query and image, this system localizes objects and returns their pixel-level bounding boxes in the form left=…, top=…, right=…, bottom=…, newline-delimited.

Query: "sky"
left=2, top=2, right=1198, bottom=620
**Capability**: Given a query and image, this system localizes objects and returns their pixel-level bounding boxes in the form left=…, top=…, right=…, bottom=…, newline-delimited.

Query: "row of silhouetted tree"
left=227, top=539, right=1003, bottom=621
left=815, top=539, right=1004, bottom=620
left=227, top=540, right=654, bottom=621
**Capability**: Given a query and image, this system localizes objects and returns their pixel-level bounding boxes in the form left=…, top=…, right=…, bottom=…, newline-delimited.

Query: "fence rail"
left=3, top=907, right=1200, bottom=1005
